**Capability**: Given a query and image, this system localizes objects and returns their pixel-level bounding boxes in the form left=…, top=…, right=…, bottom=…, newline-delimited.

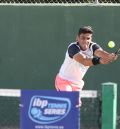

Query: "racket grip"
left=114, top=48, right=120, bottom=55
left=115, top=50, right=119, bottom=55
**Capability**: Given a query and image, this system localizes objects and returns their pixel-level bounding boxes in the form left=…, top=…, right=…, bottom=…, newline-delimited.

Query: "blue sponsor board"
left=20, top=90, right=80, bottom=129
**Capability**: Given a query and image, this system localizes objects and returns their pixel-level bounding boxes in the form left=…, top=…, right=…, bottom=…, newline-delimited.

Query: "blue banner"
left=20, top=90, right=80, bottom=129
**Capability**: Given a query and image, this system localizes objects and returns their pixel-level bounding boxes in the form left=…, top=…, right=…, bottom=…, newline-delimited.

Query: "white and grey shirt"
left=59, top=42, right=101, bottom=84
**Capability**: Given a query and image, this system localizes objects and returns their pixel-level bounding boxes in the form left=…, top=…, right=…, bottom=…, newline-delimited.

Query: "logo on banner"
left=28, top=96, right=71, bottom=124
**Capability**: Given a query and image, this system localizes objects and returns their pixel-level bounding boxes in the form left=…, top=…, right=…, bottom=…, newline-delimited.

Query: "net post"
left=101, top=82, right=117, bottom=129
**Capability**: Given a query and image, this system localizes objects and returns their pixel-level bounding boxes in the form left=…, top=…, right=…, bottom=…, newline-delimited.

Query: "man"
left=55, top=26, right=117, bottom=106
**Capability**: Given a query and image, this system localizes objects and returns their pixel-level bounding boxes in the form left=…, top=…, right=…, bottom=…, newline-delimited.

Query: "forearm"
left=78, top=58, right=93, bottom=66
left=94, top=49, right=110, bottom=59
left=94, top=49, right=118, bottom=64
left=73, top=54, right=99, bottom=66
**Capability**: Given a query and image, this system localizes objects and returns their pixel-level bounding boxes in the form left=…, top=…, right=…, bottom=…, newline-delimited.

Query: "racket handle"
left=115, top=48, right=120, bottom=55
left=115, top=51, right=117, bottom=55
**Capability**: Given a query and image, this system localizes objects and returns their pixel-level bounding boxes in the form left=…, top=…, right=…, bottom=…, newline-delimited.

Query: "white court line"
left=0, top=89, right=98, bottom=98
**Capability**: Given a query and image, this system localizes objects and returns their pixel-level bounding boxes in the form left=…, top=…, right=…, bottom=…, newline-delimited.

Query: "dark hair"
left=78, top=26, right=93, bottom=35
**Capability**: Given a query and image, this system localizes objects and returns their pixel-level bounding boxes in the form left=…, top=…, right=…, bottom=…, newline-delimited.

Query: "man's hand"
left=108, top=53, right=118, bottom=61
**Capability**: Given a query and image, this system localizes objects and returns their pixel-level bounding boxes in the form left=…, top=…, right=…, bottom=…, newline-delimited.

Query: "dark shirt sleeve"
left=92, top=44, right=101, bottom=55
left=68, top=44, right=80, bottom=58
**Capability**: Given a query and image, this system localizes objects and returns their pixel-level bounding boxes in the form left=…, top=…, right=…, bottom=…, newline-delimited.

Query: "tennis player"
left=55, top=26, right=118, bottom=106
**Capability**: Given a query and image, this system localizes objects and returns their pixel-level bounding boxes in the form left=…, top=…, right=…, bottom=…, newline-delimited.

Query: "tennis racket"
left=115, top=47, right=120, bottom=55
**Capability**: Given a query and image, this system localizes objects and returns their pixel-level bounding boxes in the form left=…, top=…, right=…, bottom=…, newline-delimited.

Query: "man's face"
left=77, top=33, right=92, bottom=51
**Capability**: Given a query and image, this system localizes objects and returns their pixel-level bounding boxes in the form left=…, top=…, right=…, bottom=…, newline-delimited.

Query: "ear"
left=76, top=35, right=79, bottom=41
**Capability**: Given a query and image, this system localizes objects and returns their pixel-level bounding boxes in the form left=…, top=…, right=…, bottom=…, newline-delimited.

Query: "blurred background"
left=0, top=1, right=119, bottom=129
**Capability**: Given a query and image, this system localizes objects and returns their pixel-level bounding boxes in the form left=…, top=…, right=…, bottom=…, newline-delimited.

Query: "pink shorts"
left=55, top=75, right=84, bottom=92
